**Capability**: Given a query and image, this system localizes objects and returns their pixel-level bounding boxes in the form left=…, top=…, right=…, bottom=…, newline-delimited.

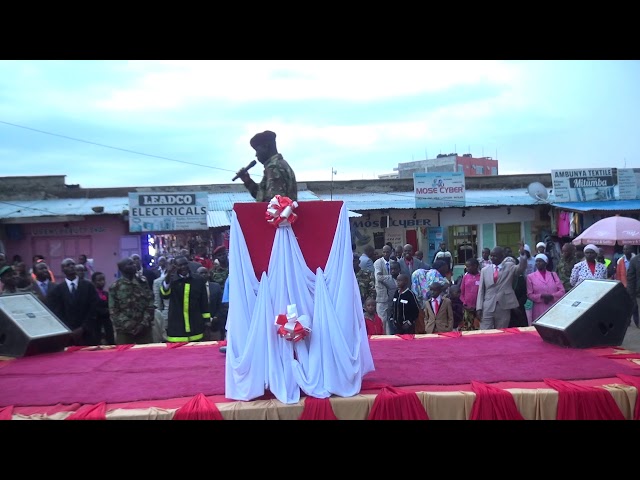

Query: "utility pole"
left=330, top=167, right=337, bottom=200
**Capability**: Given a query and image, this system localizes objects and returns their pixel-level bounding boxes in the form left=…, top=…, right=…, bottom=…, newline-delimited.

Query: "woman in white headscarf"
left=526, top=253, right=565, bottom=323
left=569, top=244, right=608, bottom=287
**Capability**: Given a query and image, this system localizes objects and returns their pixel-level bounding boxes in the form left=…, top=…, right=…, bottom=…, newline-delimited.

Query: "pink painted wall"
left=3, top=215, right=136, bottom=288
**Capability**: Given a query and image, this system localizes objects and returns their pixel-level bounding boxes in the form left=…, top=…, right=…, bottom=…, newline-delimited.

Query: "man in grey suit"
left=476, top=245, right=528, bottom=330
left=398, top=243, right=429, bottom=277
left=374, top=246, right=398, bottom=334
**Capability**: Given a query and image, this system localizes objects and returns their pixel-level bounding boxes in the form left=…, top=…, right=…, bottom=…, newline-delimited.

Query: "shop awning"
left=551, top=200, right=640, bottom=212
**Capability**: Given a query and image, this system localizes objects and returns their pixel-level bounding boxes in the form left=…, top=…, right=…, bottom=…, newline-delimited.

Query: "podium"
left=225, top=200, right=374, bottom=404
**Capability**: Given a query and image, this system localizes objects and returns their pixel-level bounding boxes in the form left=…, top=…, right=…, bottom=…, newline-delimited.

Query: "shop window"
left=448, top=225, right=477, bottom=265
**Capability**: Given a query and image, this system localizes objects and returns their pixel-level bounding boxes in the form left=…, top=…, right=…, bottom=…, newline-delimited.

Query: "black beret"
left=250, top=130, right=276, bottom=149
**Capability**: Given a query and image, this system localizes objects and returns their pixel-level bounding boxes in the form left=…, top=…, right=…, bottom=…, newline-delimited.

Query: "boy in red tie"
left=424, top=282, right=454, bottom=333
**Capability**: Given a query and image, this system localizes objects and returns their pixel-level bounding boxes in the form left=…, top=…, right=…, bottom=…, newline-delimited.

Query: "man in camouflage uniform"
left=109, top=257, right=156, bottom=345
left=556, top=243, right=578, bottom=292
left=236, top=130, right=297, bottom=202
left=210, top=246, right=229, bottom=288
left=353, top=253, right=375, bottom=310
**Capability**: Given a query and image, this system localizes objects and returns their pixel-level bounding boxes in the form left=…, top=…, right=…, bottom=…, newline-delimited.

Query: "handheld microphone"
left=232, top=160, right=257, bottom=181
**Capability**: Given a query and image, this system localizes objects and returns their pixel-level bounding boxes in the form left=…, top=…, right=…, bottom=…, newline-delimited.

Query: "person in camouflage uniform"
left=236, top=130, right=297, bottom=202
left=556, top=242, right=578, bottom=293
left=210, top=245, right=229, bottom=288
left=353, top=253, right=375, bottom=309
left=108, top=257, right=156, bottom=345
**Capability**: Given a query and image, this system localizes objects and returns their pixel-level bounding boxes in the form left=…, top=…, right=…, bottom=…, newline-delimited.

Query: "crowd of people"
left=0, top=247, right=230, bottom=347
left=353, top=240, right=640, bottom=336
left=1, top=237, right=638, bottom=347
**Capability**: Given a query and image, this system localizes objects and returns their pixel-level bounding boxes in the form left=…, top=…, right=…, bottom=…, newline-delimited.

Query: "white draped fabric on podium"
left=224, top=202, right=375, bottom=404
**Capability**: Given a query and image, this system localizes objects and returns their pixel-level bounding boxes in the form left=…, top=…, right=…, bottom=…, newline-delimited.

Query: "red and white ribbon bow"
left=274, top=304, right=311, bottom=342
left=265, top=195, right=299, bottom=228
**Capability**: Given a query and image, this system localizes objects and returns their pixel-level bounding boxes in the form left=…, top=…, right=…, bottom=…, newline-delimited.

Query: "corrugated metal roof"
left=207, top=210, right=232, bottom=228
left=207, top=189, right=321, bottom=211
left=0, top=191, right=360, bottom=228
left=0, top=197, right=130, bottom=219
left=315, top=188, right=545, bottom=210
left=551, top=200, right=640, bottom=212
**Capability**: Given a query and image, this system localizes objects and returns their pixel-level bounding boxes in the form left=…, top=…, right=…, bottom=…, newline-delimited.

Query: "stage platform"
left=1, top=327, right=640, bottom=420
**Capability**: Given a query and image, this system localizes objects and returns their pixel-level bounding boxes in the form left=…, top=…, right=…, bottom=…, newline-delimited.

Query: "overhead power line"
left=0, top=119, right=250, bottom=176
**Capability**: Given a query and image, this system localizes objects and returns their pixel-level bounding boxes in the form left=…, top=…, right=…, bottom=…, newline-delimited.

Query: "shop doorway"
left=495, top=223, right=521, bottom=255
left=447, top=225, right=477, bottom=266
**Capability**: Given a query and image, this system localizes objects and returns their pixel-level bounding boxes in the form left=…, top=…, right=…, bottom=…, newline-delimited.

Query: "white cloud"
left=94, top=60, right=522, bottom=111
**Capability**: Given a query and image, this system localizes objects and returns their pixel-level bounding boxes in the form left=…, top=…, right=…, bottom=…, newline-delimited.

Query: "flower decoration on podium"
left=275, top=304, right=311, bottom=342
left=265, top=195, right=299, bottom=227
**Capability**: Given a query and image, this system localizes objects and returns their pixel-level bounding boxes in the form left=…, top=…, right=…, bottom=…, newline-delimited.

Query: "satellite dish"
left=527, top=182, right=550, bottom=202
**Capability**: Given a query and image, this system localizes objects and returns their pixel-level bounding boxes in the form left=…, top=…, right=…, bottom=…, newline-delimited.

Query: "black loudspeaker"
left=533, top=279, right=632, bottom=349
left=0, top=292, right=72, bottom=357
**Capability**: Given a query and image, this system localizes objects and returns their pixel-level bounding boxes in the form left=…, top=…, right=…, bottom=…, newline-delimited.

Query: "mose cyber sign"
left=414, top=172, right=466, bottom=208
left=128, top=192, right=209, bottom=232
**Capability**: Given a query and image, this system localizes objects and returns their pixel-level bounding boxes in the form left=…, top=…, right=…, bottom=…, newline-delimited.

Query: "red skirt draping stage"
left=1, top=328, right=640, bottom=420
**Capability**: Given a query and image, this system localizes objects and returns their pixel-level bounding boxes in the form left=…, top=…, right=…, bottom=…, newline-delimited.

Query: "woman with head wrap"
left=526, top=253, right=566, bottom=323
left=569, top=244, right=608, bottom=288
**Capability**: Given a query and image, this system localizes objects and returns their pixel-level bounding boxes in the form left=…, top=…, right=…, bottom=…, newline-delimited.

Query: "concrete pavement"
left=621, top=322, right=640, bottom=352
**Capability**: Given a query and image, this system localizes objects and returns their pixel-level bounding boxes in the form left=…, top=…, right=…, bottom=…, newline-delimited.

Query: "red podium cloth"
left=233, top=201, right=343, bottom=280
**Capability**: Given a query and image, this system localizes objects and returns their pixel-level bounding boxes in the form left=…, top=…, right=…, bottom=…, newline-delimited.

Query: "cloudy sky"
left=1, top=60, right=638, bottom=188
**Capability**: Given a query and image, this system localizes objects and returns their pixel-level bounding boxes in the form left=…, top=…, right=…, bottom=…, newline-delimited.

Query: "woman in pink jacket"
left=526, top=253, right=566, bottom=323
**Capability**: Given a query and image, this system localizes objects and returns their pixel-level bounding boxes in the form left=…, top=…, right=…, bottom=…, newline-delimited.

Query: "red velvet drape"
left=173, top=393, right=224, bottom=420
left=439, top=331, right=462, bottom=338
left=544, top=378, right=625, bottom=420
left=0, top=406, right=13, bottom=420
left=367, top=386, right=429, bottom=420
left=616, top=374, right=640, bottom=420
left=66, top=402, right=107, bottom=420
left=298, top=396, right=338, bottom=420
left=499, top=328, right=524, bottom=334
left=394, top=334, right=415, bottom=340
left=233, top=201, right=343, bottom=280
left=469, top=381, right=524, bottom=420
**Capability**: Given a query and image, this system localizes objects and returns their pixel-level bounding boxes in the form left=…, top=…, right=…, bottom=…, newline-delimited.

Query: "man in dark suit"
left=29, top=261, right=53, bottom=305
left=197, top=266, right=223, bottom=340
left=398, top=243, right=429, bottom=277
left=476, top=245, right=528, bottom=330
left=46, top=257, right=99, bottom=346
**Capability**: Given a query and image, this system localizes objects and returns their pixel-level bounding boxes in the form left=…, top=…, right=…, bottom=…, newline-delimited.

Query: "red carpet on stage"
left=362, top=332, right=638, bottom=388
left=1, top=331, right=639, bottom=408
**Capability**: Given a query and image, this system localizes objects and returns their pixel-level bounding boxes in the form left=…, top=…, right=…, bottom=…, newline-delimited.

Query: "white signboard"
left=552, top=168, right=617, bottom=202
left=617, top=168, right=640, bottom=200
left=128, top=192, right=209, bottom=232
left=414, top=172, right=466, bottom=208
